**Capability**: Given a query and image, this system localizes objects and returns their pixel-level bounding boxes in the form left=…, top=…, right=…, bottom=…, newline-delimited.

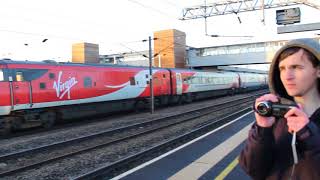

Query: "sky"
left=0, top=0, right=320, bottom=61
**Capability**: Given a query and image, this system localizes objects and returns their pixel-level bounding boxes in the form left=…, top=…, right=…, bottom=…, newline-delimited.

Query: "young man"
left=239, top=38, right=320, bottom=180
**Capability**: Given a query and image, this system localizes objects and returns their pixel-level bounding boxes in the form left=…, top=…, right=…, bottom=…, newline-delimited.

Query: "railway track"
left=75, top=106, right=251, bottom=180
left=0, top=91, right=265, bottom=179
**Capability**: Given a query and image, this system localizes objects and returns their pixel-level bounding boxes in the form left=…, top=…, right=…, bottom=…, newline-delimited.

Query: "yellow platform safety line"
left=215, top=156, right=239, bottom=180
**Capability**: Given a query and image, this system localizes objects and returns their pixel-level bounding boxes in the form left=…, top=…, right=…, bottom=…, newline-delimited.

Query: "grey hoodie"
left=269, top=38, right=320, bottom=100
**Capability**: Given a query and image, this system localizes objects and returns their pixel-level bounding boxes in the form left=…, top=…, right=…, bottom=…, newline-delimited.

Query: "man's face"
left=279, top=49, right=320, bottom=98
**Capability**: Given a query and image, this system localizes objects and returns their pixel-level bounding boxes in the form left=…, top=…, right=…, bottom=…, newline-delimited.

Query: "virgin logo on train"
left=53, top=71, right=78, bottom=99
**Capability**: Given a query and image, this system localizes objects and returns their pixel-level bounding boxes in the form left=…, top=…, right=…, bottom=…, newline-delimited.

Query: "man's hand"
left=284, top=104, right=310, bottom=133
left=254, top=94, right=279, bottom=127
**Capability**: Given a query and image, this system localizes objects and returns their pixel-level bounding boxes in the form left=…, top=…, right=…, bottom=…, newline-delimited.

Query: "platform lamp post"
left=142, top=36, right=157, bottom=114
left=148, top=36, right=154, bottom=114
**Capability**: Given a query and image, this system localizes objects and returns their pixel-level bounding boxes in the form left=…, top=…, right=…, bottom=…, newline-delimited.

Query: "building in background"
left=72, top=42, right=99, bottom=63
left=99, top=29, right=187, bottom=68
left=99, top=50, right=149, bottom=66
left=153, top=29, right=186, bottom=68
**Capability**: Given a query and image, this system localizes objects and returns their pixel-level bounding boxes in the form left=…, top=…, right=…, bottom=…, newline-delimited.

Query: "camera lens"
left=256, top=101, right=271, bottom=116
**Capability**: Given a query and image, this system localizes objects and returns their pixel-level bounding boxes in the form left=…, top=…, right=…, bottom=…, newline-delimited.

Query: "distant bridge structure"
left=186, top=37, right=320, bottom=68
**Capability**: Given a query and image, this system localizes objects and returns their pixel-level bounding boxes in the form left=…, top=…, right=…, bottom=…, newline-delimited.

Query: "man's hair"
left=278, top=47, right=319, bottom=67
left=278, top=47, right=320, bottom=92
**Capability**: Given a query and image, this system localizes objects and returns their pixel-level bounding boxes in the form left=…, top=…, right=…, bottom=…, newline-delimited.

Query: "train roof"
left=0, top=59, right=167, bottom=70
left=0, top=59, right=266, bottom=75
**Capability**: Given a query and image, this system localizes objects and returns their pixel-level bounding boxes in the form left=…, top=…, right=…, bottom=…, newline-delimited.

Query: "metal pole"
left=204, top=0, right=208, bottom=35
left=148, top=36, right=154, bottom=114
left=261, top=0, right=265, bottom=25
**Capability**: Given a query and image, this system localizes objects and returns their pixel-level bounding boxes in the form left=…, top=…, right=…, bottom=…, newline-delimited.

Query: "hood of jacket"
left=269, top=38, right=320, bottom=100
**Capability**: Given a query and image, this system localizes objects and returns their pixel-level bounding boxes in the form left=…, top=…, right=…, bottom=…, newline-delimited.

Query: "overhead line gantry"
left=180, top=0, right=320, bottom=20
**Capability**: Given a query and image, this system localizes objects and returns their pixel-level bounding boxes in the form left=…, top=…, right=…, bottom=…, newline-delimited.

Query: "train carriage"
left=238, top=72, right=268, bottom=91
left=0, top=59, right=267, bottom=134
left=172, top=69, right=240, bottom=100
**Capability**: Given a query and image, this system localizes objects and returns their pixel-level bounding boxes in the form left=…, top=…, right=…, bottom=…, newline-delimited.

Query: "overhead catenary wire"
left=126, top=0, right=175, bottom=18
left=0, top=1, right=184, bottom=53
left=160, top=0, right=182, bottom=9
left=0, top=26, right=190, bottom=56
left=0, top=28, right=84, bottom=42
left=0, top=1, right=265, bottom=59
left=118, top=37, right=189, bottom=59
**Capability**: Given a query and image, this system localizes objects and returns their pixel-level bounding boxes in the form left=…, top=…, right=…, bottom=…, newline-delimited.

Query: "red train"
left=0, top=59, right=267, bottom=133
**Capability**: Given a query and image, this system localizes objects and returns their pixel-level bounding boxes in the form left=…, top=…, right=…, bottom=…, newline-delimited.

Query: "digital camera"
left=255, top=101, right=297, bottom=118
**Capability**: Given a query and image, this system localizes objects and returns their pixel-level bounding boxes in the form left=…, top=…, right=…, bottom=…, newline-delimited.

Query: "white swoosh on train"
left=104, top=82, right=130, bottom=88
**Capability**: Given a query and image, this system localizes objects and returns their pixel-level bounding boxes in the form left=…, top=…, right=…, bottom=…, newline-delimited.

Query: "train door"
left=11, top=70, right=32, bottom=108
left=176, top=73, right=182, bottom=95
left=0, top=64, right=13, bottom=110
left=156, top=73, right=166, bottom=95
left=163, top=72, right=170, bottom=95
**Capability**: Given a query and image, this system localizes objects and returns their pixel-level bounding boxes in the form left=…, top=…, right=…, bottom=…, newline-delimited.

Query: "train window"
left=195, top=77, right=200, bottom=84
left=214, top=78, right=218, bottom=84
left=14, top=69, right=48, bottom=81
left=227, top=77, right=231, bottom=83
left=129, top=77, right=136, bottom=85
left=192, top=77, right=195, bottom=84
left=84, top=77, right=92, bottom=88
left=210, top=78, right=214, bottom=83
left=0, top=69, right=3, bottom=81
left=192, top=77, right=197, bottom=84
left=202, top=78, right=206, bottom=84
left=190, top=78, right=194, bottom=84
left=49, top=73, right=55, bottom=79
left=16, top=72, right=24, bottom=82
left=215, top=78, right=221, bottom=84
left=39, top=82, right=46, bottom=89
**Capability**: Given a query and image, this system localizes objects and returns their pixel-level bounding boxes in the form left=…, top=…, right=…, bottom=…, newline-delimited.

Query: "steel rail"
left=0, top=92, right=263, bottom=177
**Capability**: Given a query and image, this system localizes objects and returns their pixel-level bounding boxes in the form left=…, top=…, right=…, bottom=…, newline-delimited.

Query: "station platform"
left=112, top=111, right=255, bottom=180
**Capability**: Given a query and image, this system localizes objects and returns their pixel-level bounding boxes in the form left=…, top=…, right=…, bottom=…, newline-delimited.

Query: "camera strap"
left=290, top=132, right=298, bottom=179
left=291, top=132, right=298, bottom=164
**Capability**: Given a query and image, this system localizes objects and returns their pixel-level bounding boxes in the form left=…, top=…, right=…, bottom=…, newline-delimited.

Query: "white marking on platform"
left=168, top=121, right=252, bottom=180
left=111, top=111, right=253, bottom=180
